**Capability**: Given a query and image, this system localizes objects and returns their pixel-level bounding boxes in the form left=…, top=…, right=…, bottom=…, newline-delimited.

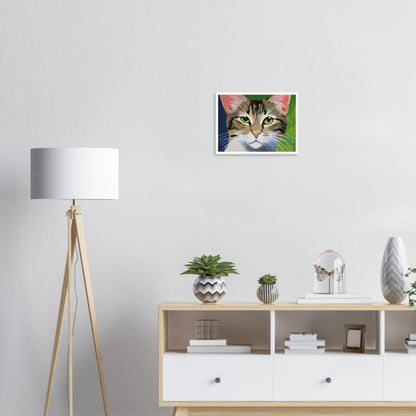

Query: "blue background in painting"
left=217, top=96, right=228, bottom=152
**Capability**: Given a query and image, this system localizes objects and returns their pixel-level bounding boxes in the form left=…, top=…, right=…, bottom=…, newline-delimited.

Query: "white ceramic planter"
left=257, top=284, right=279, bottom=304
left=193, top=276, right=226, bottom=303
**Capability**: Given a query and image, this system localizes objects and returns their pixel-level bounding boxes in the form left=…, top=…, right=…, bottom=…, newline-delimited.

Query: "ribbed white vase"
left=257, top=284, right=279, bottom=304
left=381, top=237, right=409, bottom=304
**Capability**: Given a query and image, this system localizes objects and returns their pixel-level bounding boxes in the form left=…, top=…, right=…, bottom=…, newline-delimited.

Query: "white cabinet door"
left=275, top=354, right=383, bottom=401
left=384, top=355, right=416, bottom=401
left=163, top=354, right=273, bottom=402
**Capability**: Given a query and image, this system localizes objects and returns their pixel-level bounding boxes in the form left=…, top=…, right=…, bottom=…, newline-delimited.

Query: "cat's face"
left=220, top=95, right=290, bottom=152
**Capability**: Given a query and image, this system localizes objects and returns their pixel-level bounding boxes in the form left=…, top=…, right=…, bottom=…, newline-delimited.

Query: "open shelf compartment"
left=384, top=310, right=416, bottom=354
left=165, top=310, right=271, bottom=354
left=274, top=310, right=381, bottom=355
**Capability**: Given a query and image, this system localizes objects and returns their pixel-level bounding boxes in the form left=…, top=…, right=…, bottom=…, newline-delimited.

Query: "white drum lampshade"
left=31, top=147, right=119, bottom=200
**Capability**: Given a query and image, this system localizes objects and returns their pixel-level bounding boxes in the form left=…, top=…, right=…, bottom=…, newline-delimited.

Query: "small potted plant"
left=181, top=254, right=238, bottom=303
left=257, top=274, right=278, bottom=304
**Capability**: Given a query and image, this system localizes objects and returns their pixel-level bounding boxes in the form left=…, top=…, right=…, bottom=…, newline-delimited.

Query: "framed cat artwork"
left=216, top=93, right=297, bottom=155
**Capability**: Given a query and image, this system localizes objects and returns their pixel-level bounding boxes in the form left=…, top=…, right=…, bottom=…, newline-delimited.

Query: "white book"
left=189, top=339, right=227, bottom=346
left=285, top=339, right=325, bottom=348
left=304, top=293, right=360, bottom=299
left=406, top=345, right=416, bottom=354
left=405, top=339, right=416, bottom=346
left=408, top=334, right=416, bottom=341
left=284, top=347, right=325, bottom=354
left=286, top=345, right=319, bottom=350
left=297, top=297, right=372, bottom=304
left=187, top=345, right=251, bottom=354
left=289, top=333, right=317, bottom=342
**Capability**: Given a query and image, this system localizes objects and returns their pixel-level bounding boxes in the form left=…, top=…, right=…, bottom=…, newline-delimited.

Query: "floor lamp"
left=31, top=147, right=119, bottom=416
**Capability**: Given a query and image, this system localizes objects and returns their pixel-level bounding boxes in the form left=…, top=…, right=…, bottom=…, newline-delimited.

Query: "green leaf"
left=258, top=274, right=277, bottom=285
left=180, top=254, right=239, bottom=277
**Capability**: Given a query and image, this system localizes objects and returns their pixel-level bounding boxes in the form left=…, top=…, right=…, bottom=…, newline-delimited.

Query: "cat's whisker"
left=218, top=138, right=230, bottom=143
left=280, top=139, right=295, bottom=144
left=282, top=133, right=296, bottom=140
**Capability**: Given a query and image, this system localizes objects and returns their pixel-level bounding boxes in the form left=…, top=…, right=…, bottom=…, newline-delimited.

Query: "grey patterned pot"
left=257, top=284, right=279, bottom=304
left=381, top=237, right=409, bottom=304
left=193, top=276, right=226, bottom=304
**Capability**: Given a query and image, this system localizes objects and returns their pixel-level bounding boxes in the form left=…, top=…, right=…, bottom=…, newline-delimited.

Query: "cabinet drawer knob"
left=325, top=377, right=332, bottom=384
left=215, top=377, right=221, bottom=384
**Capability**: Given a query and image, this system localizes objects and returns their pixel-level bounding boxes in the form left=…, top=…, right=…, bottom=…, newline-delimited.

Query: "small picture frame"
left=343, top=324, right=366, bottom=353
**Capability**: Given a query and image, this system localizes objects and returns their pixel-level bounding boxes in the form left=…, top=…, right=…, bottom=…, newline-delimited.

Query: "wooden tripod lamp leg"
left=44, top=216, right=77, bottom=416
left=67, top=210, right=74, bottom=416
left=74, top=208, right=110, bottom=416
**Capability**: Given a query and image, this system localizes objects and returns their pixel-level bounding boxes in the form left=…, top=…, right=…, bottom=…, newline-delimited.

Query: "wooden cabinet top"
left=159, top=302, right=415, bottom=311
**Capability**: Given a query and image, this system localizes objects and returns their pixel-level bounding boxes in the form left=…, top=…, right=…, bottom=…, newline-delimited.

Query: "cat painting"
left=216, top=93, right=297, bottom=154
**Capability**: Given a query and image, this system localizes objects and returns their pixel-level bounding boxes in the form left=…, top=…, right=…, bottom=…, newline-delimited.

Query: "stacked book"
left=405, top=334, right=416, bottom=354
left=297, top=293, right=372, bottom=304
left=186, top=339, right=252, bottom=354
left=284, top=332, right=325, bottom=354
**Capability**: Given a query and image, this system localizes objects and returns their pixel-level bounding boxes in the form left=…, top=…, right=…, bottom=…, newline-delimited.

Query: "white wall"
left=1, top=0, right=416, bottom=414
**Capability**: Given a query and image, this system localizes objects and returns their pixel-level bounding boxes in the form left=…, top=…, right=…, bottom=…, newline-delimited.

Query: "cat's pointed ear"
left=220, top=95, right=248, bottom=114
left=268, top=95, right=291, bottom=115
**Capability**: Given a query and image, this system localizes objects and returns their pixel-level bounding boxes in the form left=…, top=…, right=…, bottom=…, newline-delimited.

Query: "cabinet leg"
left=173, top=407, right=189, bottom=416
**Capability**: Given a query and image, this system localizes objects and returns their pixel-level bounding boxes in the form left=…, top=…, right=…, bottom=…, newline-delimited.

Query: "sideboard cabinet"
left=159, top=303, right=416, bottom=416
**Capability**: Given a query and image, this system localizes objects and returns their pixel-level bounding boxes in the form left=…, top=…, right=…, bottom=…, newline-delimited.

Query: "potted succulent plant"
left=257, top=274, right=279, bottom=304
left=181, top=255, right=238, bottom=303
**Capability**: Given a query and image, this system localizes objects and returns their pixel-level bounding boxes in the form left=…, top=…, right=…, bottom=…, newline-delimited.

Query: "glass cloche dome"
left=314, top=250, right=345, bottom=294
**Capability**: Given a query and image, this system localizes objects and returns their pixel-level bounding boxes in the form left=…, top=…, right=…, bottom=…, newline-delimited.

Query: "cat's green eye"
left=240, top=116, right=250, bottom=124
left=263, top=117, right=274, bottom=125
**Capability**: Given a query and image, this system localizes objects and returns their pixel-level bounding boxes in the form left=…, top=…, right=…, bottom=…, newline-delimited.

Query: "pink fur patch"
left=267, top=95, right=291, bottom=115
left=220, top=95, right=248, bottom=114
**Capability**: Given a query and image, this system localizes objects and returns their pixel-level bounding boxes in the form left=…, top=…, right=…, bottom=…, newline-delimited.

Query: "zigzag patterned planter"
left=193, top=276, right=226, bottom=304
left=381, top=237, right=408, bottom=304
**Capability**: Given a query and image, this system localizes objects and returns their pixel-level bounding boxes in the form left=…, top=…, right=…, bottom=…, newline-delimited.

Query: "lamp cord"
left=67, top=243, right=80, bottom=412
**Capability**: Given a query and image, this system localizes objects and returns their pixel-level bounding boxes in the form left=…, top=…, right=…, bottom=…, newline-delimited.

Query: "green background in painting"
left=245, top=94, right=296, bottom=152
